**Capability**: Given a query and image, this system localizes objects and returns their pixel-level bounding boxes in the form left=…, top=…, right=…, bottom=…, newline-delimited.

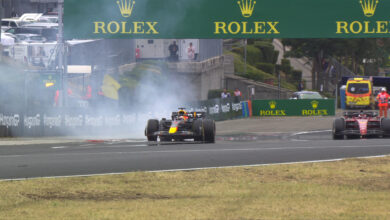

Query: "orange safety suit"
left=135, top=48, right=140, bottom=59
left=377, top=91, right=390, bottom=118
left=83, top=85, right=92, bottom=100
left=54, top=90, right=60, bottom=107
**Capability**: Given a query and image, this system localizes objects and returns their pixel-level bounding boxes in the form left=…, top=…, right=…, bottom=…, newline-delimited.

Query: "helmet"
left=382, top=88, right=387, bottom=92
left=178, top=109, right=187, bottom=116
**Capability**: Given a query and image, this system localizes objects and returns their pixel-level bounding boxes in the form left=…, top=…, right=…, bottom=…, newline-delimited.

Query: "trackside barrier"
left=241, top=101, right=252, bottom=117
left=0, top=112, right=159, bottom=138
left=0, top=99, right=250, bottom=137
left=186, top=98, right=248, bottom=121
left=252, top=99, right=335, bottom=117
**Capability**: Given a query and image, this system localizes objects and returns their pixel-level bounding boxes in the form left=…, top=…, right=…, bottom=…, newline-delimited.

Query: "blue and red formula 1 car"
left=145, top=108, right=215, bottom=143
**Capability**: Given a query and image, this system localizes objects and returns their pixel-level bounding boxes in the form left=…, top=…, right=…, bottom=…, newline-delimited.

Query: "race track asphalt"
left=1, top=131, right=390, bottom=180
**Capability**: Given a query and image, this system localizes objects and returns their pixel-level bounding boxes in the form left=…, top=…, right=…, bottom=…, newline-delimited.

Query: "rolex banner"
left=252, top=99, right=335, bottom=117
left=65, top=0, right=390, bottom=39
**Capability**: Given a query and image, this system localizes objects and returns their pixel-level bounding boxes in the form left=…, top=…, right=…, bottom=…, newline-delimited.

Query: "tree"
left=282, top=39, right=390, bottom=91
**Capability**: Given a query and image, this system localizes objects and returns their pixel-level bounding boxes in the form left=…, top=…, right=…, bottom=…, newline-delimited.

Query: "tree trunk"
left=324, top=62, right=330, bottom=92
left=312, top=57, right=317, bottom=90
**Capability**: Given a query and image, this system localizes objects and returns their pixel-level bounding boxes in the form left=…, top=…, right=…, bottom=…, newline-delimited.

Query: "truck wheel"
left=203, top=119, right=216, bottom=143
left=146, top=119, right=159, bottom=141
left=332, top=118, right=344, bottom=140
left=381, top=118, right=390, bottom=137
left=192, top=120, right=203, bottom=141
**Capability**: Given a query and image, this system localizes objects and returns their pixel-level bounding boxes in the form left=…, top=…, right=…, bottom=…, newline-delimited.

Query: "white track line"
left=1, top=144, right=390, bottom=158
left=292, top=130, right=332, bottom=136
left=51, top=146, right=68, bottom=149
left=1, top=154, right=389, bottom=182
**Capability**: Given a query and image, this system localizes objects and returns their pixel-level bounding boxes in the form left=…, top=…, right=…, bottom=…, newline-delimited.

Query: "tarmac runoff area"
left=0, top=116, right=335, bottom=146
left=217, top=116, right=334, bottom=136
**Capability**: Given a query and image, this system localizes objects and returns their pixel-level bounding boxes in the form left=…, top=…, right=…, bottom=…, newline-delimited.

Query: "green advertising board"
left=64, top=0, right=390, bottom=39
left=252, top=99, right=335, bottom=117
left=40, top=74, right=59, bottom=89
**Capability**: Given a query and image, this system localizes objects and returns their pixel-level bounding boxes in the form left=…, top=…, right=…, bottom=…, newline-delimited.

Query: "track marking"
left=1, top=154, right=389, bottom=182
left=79, top=144, right=95, bottom=147
left=291, top=139, right=309, bottom=142
left=75, top=144, right=150, bottom=149
left=1, top=144, right=390, bottom=158
left=51, top=146, right=68, bottom=149
left=292, top=130, right=332, bottom=136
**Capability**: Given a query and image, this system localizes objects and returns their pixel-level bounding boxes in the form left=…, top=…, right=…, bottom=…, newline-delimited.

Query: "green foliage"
left=227, top=40, right=298, bottom=90
left=247, top=45, right=264, bottom=65
left=226, top=50, right=297, bottom=90
left=253, top=41, right=273, bottom=48
left=273, top=50, right=280, bottom=64
left=256, top=62, right=275, bottom=74
left=282, top=38, right=390, bottom=75
left=231, top=52, right=271, bottom=81
left=247, top=39, right=255, bottom=45
left=280, top=80, right=299, bottom=91
left=231, top=47, right=243, bottom=55
left=291, top=70, right=303, bottom=83
left=281, top=59, right=292, bottom=75
left=253, top=41, right=279, bottom=64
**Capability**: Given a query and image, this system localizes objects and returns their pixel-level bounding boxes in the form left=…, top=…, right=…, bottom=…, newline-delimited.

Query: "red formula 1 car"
left=332, top=111, right=390, bottom=139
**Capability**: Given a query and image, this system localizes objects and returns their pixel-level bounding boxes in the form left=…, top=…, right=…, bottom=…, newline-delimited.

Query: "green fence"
left=252, top=99, right=335, bottom=117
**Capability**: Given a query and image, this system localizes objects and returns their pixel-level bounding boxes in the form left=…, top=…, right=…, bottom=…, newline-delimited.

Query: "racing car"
left=145, top=108, right=216, bottom=143
left=332, top=111, right=390, bottom=139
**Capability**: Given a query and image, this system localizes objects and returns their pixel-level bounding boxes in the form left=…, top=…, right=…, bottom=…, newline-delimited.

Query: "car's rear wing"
left=189, top=111, right=206, bottom=119
left=343, top=111, right=378, bottom=118
left=171, top=111, right=207, bottom=120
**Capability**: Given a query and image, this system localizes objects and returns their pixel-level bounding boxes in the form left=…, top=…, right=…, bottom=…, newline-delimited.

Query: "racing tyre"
left=192, top=120, right=203, bottom=142
left=203, top=119, right=216, bottom=143
left=332, top=118, right=345, bottom=140
left=160, top=137, right=171, bottom=142
left=146, top=119, right=159, bottom=141
left=381, top=118, right=390, bottom=137
left=346, top=135, right=358, bottom=139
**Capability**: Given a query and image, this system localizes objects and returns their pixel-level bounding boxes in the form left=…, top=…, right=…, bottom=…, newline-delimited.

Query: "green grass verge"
left=1, top=157, right=390, bottom=219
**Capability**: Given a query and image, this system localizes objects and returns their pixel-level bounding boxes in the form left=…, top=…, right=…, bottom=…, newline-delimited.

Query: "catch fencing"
left=186, top=97, right=248, bottom=121
left=0, top=98, right=248, bottom=137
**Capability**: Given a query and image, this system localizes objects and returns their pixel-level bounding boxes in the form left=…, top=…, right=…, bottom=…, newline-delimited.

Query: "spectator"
left=83, top=85, right=92, bottom=100
left=298, top=81, right=304, bottom=91
left=168, top=41, right=179, bottom=61
left=233, top=88, right=242, bottom=102
left=221, top=89, right=231, bottom=99
left=135, top=45, right=140, bottom=60
left=11, top=10, right=17, bottom=18
left=234, top=88, right=242, bottom=97
left=187, top=42, right=196, bottom=60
